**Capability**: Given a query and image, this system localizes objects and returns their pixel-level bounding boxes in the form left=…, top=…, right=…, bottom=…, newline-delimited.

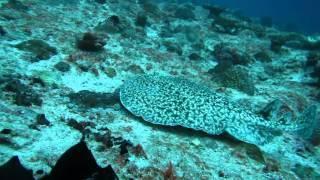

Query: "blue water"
left=180, top=0, right=320, bottom=34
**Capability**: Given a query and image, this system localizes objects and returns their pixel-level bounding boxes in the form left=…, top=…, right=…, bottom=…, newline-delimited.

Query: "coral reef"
left=211, top=65, right=256, bottom=95
left=0, top=0, right=319, bottom=179
left=76, top=32, right=105, bottom=52
left=14, top=39, right=57, bottom=61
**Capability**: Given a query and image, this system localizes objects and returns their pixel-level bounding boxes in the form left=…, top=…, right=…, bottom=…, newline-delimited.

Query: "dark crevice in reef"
left=0, top=139, right=118, bottom=180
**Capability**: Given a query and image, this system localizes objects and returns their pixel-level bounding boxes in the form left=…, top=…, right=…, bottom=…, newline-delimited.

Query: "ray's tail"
left=225, top=100, right=318, bottom=146
left=260, top=99, right=318, bottom=139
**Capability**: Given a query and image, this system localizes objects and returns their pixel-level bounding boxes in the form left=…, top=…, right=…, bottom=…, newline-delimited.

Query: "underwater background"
left=209, top=0, right=320, bottom=34
left=0, top=0, right=319, bottom=179
left=178, top=0, right=320, bottom=34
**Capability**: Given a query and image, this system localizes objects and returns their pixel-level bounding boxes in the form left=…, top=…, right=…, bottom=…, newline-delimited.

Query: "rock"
left=94, top=0, right=106, bottom=4
left=191, top=138, right=201, bottom=146
left=30, top=77, right=46, bottom=87
left=54, top=61, right=71, bottom=72
left=95, top=15, right=125, bottom=34
left=285, top=36, right=320, bottom=51
left=249, top=25, right=266, bottom=38
left=146, top=63, right=153, bottom=71
left=254, top=50, right=272, bottom=62
left=0, top=156, right=34, bottom=180
left=159, top=27, right=173, bottom=38
left=310, top=128, right=320, bottom=146
left=212, top=16, right=242, bottom=35
left=0, top=135, right=15, bottom=147
left=213, top=43, right=252, bottom=71
left=218, top=170, right=225, bottom=177
left=108, top=15, right=120, bottom=26
left=36, top=114, right=50, bottom=126
left=243, top=144, right=265, bottom=163
left=306, top=51, right=320, bottom=67
left=300, top=40, right=320, bottom=51
left=191, top=42, right=205, bottom=51
left=31, top=70, right=61, bottom=87
left=184, top=25, right=201, bottom=42
left=188, top=53, right=201, bottom=61
left=36, top=170, right=44, bottom=175
left=270, top=35, right=286, bottom=53
left=0, top=26, right=6, bottom=36
left=127, top=64, right=145, bottom=74
left=93, top=130, right=113, bottom=148
left=68, top=90, right=119, bottom=108
left=44, top=0, right=80, bottom=5
left=66, top=118, right=95, bottom=134
left=119, top=141, right=130, bottom=155
left=210, top=65, right=255, bottom=95
left=202, top=4, right=225, bottom=18
left=4, top=79, right=26, bottom=92
left=76, top=32, right=105, bottom=52
left=3, top=0, right=28, bottom=11
left=4, top=79, right=42, bottom=106
left=78, top=63, right=90, bottom=72
left=163, top=41, right=183, bottom=56
left=1, top=141, right=118, bottom=180
left=104, top=67, right=117, bottom=78
left=135, top=13, right=148, bottom=27
left=262, top=158, right=280, bottom=173
left=306, top=52, right=320, bottom=87
left=268, top=33, right=320, bottom=52
left=15, top=89, right=43, bottom=106
left=14, top=39, right=57, bottom=61
left=0, top=129, right=12, bottom=135
left=132, top=144, right=147, bottom=158
left=42, top=140, right=118, bottom=180
left=292, top=164, right=320, bottom=179
left=310, top=66, right=320, bottom=81
left=142, top=1, right=160, bottom=16
left=90, top=67, right=100, bottom=77
left=174, top=6, right=195, bottom=20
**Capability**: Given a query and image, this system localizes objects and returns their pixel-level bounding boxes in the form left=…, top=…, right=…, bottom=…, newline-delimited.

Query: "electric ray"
left=119, top=75, right=316, bottom=145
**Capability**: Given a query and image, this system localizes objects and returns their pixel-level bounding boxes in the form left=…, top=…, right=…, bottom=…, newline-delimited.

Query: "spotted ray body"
left=119, top=75, right=316, bottom=145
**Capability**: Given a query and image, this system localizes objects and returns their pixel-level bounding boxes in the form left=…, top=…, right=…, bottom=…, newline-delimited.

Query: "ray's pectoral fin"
left=225, top=123, right=281, bottom=145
